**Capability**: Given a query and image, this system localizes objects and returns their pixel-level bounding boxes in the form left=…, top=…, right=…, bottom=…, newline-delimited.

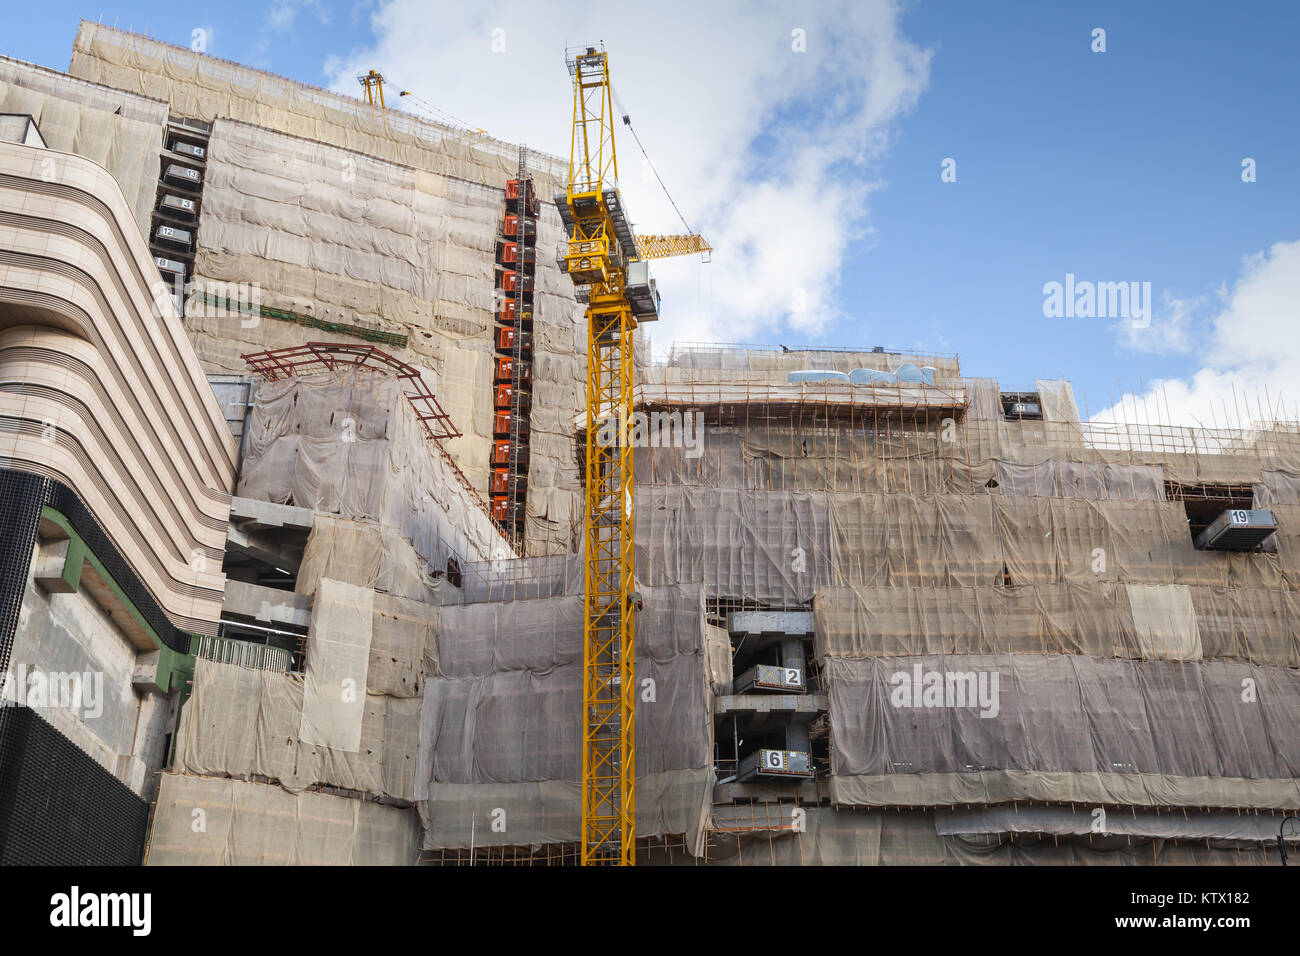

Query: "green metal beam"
left=200, top=293, right=408, bottom=348
left=39, top=506, right=197, bottom=696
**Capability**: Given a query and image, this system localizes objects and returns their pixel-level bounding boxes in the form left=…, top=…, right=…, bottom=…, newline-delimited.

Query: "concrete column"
left=780, top=637, right=805, bottom=674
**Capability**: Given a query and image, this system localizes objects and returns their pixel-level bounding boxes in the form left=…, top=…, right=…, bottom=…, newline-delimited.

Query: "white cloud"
left=269, top=0, right=332, bottom=31
left=1094, top=239, right=1300, bottom=428
left=1114, top=288, right=1209, bottom=355
left=323, top=0, right=930, bottom=356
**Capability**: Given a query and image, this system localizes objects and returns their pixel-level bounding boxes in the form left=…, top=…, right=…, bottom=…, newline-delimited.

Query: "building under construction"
left=1, top=23, right=1298, bottom=866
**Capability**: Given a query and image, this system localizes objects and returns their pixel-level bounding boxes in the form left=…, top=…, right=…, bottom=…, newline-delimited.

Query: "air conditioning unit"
left=154, top=224, right=193, bottom=249
left=164, top=163, right=201, bottom=188
left=736, top=748, right=813, bottom=781
left=159, top=193, right=197, bottom=219
left=171, top=140, right=206, bottom=161
left=733, top=663, right=804, bottom=694
left=1195, top=508, right=1276, bottom=551
left=154, top=255, right=185, bottom=279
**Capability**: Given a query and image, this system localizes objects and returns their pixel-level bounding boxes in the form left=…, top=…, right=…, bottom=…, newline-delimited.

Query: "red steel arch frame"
left=241, top=342, right=504, bottom=534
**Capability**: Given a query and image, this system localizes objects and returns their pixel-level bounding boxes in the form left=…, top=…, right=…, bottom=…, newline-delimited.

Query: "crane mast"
left=561, top=45, right=637, bottom=866
left=559, top=44, right=709, bottom=865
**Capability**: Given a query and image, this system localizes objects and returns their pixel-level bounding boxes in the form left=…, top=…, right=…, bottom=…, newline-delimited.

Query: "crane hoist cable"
left=396, top=88, right=488, bottom=136
left=611, top=85, right=698, bottom=239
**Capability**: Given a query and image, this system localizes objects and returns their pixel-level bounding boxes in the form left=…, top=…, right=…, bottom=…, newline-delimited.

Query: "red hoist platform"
left=491, top=172, right=538, bottom=544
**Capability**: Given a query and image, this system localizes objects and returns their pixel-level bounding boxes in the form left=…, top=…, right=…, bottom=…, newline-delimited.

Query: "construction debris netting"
left=646, top=345, right=962, bottom=384
left=814, top=582, right=1299, bottom=666
left=172, top=575, right=719, bottom=858
left=416, top=582, right=717, bottom=855
left=69, top=24, right=568, bottom=194
left=175, top=580, right=431, bottom=801
left=299, top=578, right=374, bottom=751
left=30, top=23, right=589, bottom=559
left=238, top=365, right=508, bottom=571
left=184, top=116, right=584, bottom=555
left=624, top=364, right=1300, bottom=850
left=636, top=488, right=1300, bottom=605
left=827, top=654, right=1300, bottom=808
left=146, top=773, right=420, bottom=865
left=0, top=55, right=165, bottom=231
left=631, top=416, right=1300, bottom=497
left=687, top=808, right=1284, bottom=866
left=191, top=118, right=501, bottom=351
left=932, top=804, right=1300, bottom=843
left=295, top=514, right=444, bottom=603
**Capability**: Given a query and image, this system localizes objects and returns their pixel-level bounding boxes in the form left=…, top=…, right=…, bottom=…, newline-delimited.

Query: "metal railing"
left=196, top=633, right=291, bottom=673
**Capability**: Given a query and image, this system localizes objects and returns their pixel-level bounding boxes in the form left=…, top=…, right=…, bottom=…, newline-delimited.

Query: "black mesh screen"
left=0, top=469, right=48, bottom=677
left=0, top=706, right=150, bottom=865
left=0, top=468, right=176, bottom=864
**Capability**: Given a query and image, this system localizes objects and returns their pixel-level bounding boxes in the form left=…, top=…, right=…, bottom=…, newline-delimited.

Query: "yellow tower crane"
left=558, top=43, right=709, bottom=866
left=357, top=69, right=386, bottom=107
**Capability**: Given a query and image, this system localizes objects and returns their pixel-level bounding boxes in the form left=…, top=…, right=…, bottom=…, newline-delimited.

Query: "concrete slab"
left=727, top=609, right=814, bottom=637
left=222, top=578, right=311, bottom=627
left=716, top=693, right=828, bottom=716
left=228, top=495, right=316, bottom=532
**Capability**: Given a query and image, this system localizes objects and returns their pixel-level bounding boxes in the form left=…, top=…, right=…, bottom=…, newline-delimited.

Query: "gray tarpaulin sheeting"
left=636, top=486, right=837, bottom=603
left=708, top=802, right=1300, bottom=851
left=638, top=487, right=1300, bottom=605
left=963, top=378, right=1003, bottom=422
left=239, top=367, right=508, bottom=572
left=815, top=583, right=1137, bottom=660
left=638, top=487, right=1300, bottom=606
left=418, top=770, right=715, bottom=853
left=815, top=581, right=1299, bottom=666
left=416, top=583, right=716, bottom=853
left=828, top=654, right=1300, bottom=809
left=370, top=591, right=438, bottom=697
left=1254, top=469, right=1300, bottom=507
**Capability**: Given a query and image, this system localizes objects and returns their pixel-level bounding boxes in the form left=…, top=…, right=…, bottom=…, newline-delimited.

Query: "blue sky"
left=7, top=1, right=1298, bottom=423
